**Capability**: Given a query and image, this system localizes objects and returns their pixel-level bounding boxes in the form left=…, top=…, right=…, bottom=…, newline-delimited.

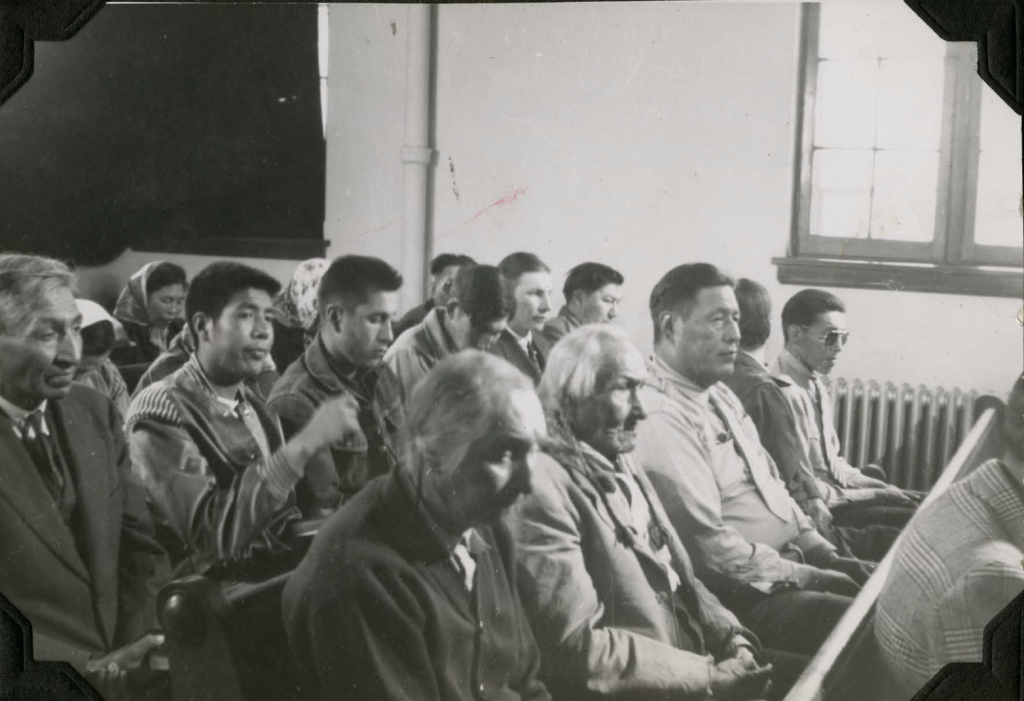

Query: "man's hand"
left=711, top=656, right=773, bottom=701
left=823, top=553, right=875, bottom=586
left=805, top=498, right=834, bottom=535
left=294, top=394, right=363, bottom=456
left=873, top=486, right=919, bottom=508
left=85, top=633, right=164, bottom=700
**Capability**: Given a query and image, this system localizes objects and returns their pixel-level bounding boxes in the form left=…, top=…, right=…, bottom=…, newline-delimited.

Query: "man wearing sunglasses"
left=771, top=289, right=921, bottom=531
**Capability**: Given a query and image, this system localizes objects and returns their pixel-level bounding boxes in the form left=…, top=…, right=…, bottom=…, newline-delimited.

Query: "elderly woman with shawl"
left=110, top=261, right=188, bottom=366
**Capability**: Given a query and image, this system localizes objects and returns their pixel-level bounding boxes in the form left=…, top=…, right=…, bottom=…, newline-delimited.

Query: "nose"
left=252, top=313, right=271, bottom=340
left=381, top=321, right=394, bottom=344
left=630, top=389, right=647, bottom=420
left=723, top=317, right=740, bottom=344
left=56, top=329, right=82, bottom=366
left=513, top=450, right=536, bottom=495
left=607, top=305, right=617, bottom=321
left=539, top=292, right=551, bottom=313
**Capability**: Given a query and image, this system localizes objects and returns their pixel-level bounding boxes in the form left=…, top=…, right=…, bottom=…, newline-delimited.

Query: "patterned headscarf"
left=113, top=261, right=164, bottom=327
left=272, top=258, right=330, bottom=331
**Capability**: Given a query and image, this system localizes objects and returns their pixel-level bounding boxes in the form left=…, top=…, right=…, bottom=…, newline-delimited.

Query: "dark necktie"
left=21, top=411, right=64, bottom=498
left=526, top=340, right=542, bottom=372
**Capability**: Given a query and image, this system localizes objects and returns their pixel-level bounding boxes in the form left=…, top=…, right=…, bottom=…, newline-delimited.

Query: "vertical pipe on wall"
left=400, top=4, right=435, bottom=310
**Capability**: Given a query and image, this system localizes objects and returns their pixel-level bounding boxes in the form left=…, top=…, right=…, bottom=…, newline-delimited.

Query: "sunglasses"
left=820, top=329, right=850, bottom=348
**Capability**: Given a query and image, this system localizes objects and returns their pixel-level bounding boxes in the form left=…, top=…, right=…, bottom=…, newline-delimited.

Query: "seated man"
left=875, top=375, right=1024, bottom=698
left=392, top=252, right=475, bottom=338
left=634, top=264, right=871, bottom=657
left=269, top=255, right=405, bottom=516
left=492, top=252, right=554, bottom=384
left=771, top=289, right=921, bottom=530
left=507, top=324, right=774, bottom=701
left=127, top=262, right=359, bottom=572
left=725, top=279, right=899, bottom=563
left=282, top=351, right=551, bottom=701
left=385, top=264, right=512, bottom=400
left=0, top=254, right=169, bottom=686
left=540, top=261, right=624, bottom=345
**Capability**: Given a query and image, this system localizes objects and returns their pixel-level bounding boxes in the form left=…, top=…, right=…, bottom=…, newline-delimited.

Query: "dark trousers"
left=760, top=648, right=811, bottom=701
left=832, top=523, right=902, bottom=562
left=722, top=588, right=854, bottom=656
left=831, top=502, right=915, bottom=529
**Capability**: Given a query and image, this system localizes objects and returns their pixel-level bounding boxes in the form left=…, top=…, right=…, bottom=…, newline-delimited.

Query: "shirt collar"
left=777, top=347, right=816, bottom=388
left=650, top=353, right=711, bottom=404
left=575, top=439, right=627, bottom=475
left=506, top=325, right=532, bottom=350
left=0, top=394, right=45, bottom=424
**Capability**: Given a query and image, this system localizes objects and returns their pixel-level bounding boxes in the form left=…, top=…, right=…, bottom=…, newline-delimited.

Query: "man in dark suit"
left=0, top=254, right=170, bottom=689
left=491, top=252, right=554, bottom=384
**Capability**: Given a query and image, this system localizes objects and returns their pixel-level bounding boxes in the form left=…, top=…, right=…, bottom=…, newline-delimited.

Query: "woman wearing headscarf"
left=74, top=299, right=131, bottom=421
left=269, top=258, right=330, bottom=373
left=110, top=261, right=188, bottom=366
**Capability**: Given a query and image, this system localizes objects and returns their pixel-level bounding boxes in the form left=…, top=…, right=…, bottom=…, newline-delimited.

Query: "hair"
left=402, top=350, right=535, bottom=478
left=317, top=255, right=403, bottom=314
left=780, top=289, right=847, bottom=342
left=81, top=320, right=116, bottom=357
left=648, top=263, right=734, bottom=343
left=185, top=262, right=282, bottom=343
left=144, top=262, right=188, bottom=297
left=0, top=254, right=77, bottom=336
left=539, top=324, right=642, bottom=423
left=735, top=278, right=773, bottom=350
left=430, top=253, right=476, bottom=277
left=1004, top=374, right=1024, bottom=462
left=450, top=264, right=515, bottom=326
left=497, top=252, right=550, bottom=287
left=563, top=262, right=624, bottom=302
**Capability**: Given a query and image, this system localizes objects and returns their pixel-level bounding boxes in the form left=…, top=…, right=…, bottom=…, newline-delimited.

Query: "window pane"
left=811, top=149, right=874, bottom=238
left=876, top=59, right=945, bottom=150
left=819, top=2, right=947, bottom=60
left=871, top=150, right=940, bottom=242
left=815, top=59, right=878, bottom=148
left=975, top=88, right=1023, bottom=248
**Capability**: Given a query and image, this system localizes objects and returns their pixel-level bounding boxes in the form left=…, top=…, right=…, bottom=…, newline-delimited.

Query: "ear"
left=325, top=303, right=345, bottom=332
left=191, top=312, right=212, bottom=343
left=658, top=311, right=677, bottom=342
left=784, top=323, right=802, bottom=344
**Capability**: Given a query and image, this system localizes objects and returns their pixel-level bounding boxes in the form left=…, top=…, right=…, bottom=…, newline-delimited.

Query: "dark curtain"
left=0, top=3, right=326, bottom=266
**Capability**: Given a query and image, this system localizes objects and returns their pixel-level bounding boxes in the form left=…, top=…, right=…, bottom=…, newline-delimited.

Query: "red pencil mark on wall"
left=356, top=218, right=399, bottom=237
left=440, top=187, right=528, bottom=237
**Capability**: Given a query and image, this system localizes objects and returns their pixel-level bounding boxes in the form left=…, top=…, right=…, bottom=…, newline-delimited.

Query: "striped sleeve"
left=256, top=447, right=304, bottom=502
left=125, top=382, right=186, bottom=432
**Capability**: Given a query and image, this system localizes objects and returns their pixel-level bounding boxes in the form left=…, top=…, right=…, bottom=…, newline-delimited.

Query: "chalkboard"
left=0, top=4, right=327, bottom=266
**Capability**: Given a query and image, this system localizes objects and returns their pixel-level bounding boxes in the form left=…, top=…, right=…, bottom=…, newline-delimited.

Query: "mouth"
left=243, top=348, right=269, bottom=361
left=720, top=350, right=737, bottom=360
left=46, top=372, right=75, bottom=387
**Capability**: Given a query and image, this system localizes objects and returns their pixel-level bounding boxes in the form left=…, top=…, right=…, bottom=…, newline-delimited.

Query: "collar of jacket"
left=180, top=355, right=247, bottom=404
left=420, top=307, right=460, bottom=360
left=774, top=347, right=818, bottom=389
left=303, top=334, right=376, bottom=404
left=734, top=350, right=791, bottom=389
left=558, top=305, right=583, bottom=328
left=370, top=470, right=490, bottom=561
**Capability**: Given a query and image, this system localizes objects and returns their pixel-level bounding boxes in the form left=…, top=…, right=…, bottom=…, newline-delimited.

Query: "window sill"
left=136, top=236, right=329, bottom=261
left=773, top=256, right=1023, bottom=298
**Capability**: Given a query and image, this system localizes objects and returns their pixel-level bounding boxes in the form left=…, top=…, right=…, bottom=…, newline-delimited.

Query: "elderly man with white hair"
left=282, top=350, right=552, bottom=701
left=505, top=324, right=775, bottom=701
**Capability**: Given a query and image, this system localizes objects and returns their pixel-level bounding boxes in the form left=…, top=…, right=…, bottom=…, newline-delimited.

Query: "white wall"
left=426, top=2, right=1020, bottom=394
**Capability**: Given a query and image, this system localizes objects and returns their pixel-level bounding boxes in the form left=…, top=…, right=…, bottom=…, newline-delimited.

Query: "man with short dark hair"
left=0, top=254, right=169, bottom=687
left=541, top=261, right=624, bottom=345
left=492, top=252, right=553, bottom=384
left=269, top=255, right=405, bottom=516
left=127, top=262, right=361, bottom=571
left=282, top=351, right=551, bottom=701
left=770, top=289, right=920, bottom=530
left=385, top=264, right=513, bottom=401
left=726, top=280, right=899, bottom=562
left=876, top=375, right=1024, bottom=697
left=634, top=263, right=870, bottom=658
left=393, top=253, right=476, bottom=337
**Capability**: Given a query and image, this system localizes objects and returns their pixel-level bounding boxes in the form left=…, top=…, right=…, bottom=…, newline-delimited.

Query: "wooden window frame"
left=776, top=4, right=1023, bottom=299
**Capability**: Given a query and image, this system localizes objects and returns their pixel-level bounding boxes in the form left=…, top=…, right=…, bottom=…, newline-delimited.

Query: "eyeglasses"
left=820, top=329, right=850, bottom=348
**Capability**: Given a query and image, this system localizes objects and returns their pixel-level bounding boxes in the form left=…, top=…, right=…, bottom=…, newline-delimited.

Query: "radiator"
left=827, top=379, right=978, bottom=491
